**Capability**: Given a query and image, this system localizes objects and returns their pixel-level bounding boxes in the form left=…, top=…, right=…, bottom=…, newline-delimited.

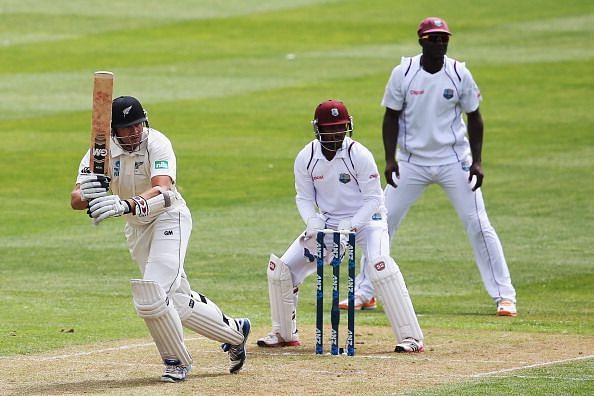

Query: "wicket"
left=315, top=229, right=356, bottom=356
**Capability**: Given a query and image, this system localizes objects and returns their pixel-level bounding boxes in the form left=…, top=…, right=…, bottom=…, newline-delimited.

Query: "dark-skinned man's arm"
left=467, top=108, right=484, bottom=191
left=382, top=107, right=401, bottom=188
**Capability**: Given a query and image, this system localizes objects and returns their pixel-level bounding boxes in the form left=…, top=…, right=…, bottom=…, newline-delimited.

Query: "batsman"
left=71, top=94, right=251, bottom=382
left=257, top=99, right=424, bottom=353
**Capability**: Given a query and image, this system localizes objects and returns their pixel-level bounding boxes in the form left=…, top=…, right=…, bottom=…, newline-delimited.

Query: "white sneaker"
left=161, top=359, right=191, bottom=382
left=256, top=332, right=301, bottom=348
left=395, top=337, right=425, bottom=353
left=338, top=296, right=377, bottom=310
left=496, top=299, right=517, bottom=316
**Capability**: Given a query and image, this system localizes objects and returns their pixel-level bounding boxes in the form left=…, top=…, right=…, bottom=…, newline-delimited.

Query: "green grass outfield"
left=1, top=0, right=593, bottom=394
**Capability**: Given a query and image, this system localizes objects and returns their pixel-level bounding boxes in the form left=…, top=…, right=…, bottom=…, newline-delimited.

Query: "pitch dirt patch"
left=2, top=327, right=593, bottom=395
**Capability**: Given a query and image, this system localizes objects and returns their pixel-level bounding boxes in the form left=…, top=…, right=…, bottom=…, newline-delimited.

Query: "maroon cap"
left=417, top=17, right=451, bottom=37
left=313, top=100, right=351, bottom=126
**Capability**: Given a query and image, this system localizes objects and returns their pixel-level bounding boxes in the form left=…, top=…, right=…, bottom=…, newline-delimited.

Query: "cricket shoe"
left=395, top=337, right=425, bottom=353
left=338, top=295, right=377, bottom=310
left=496, top=299, right=517, bottom=317
left=221, top=318, right=251, bottom=374
left=161, top=358, right=191, bottom=382
left=256, top=332, right=301, bottom=348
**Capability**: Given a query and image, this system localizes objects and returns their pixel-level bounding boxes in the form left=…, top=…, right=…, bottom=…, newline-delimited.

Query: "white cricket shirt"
left=294, top=137, right=384, bottom=230
left=382, top=54, right=482, bottom=166
left=76, top=128, right=184, bottom=226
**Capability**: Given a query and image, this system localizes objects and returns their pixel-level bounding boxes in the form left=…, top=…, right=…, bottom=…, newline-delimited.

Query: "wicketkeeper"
left=257, top=99, right=424, bottom=353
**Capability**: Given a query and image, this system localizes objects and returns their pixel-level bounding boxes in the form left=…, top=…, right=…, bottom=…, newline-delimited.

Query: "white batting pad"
left=174, top=291, right=244, bottom=345
left=267, top=254, right=298, bottom=342
left=368, top=256, right=424, bottom=342
left=130, top=279, right=192, bottom=366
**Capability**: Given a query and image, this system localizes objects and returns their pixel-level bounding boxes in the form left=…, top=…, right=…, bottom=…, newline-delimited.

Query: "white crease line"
left=513, top=375, right=594, bottom=381
left=250, top=350, right=509, bottom=363
left=472, top=354, right=594, bottom=378
left=2, top=336, right=206, bottom=362
left=4, top=338, right=593, bottom=376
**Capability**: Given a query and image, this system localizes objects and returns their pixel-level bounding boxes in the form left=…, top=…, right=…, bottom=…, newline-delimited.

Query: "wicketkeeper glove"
left=87, top=195, right=131, bottom=225
left=305, top=216, right=325, bottom=238
left=79, top=174, right=111, bottom=201
left=337, top=219, right=353, bottom=232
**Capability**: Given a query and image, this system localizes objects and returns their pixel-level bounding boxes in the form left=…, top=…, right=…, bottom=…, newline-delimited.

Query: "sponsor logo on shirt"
left=410, top=89, right=425, bottom=95
left=155, top=160, right=169, bottom=169
left=313, top=175, right=324, bottom=181
left=371, top=213, right=382, bottom=221
left=339, top=173, right=351, bottom=184
left=113, top=160, right=120, bottom=176
left=461, top=160, right=471, bottom=171
left=134, top=161, right=145, bottom=175
left=164, top=230, right=174, bottom=236
left=443, top=88, right=454, bottom=99
left=369, top=173, right=378, bottom=179
left=81, top=166, right=91, bottom=174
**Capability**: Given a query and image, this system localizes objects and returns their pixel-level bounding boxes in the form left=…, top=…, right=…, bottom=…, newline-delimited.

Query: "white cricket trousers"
left=384, top=160, right=516, bottom=303
left=125, top=205, right=192, bottom=295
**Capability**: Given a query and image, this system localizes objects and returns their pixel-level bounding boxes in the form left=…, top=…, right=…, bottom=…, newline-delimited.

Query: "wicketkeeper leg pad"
left=130, top=279, right=192, bottom=366
left=267, top=254, right=298, bottom=342
left=368, top=256, right=424, bottom=342
left=174, top=291, right=244, bottom=346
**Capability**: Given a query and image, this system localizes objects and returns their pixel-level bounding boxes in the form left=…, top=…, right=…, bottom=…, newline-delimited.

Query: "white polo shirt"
left=294, top=137, right=384, bottom=230
left=76, top=128, right=184, bottom=226
left=382, top=54, right=482, bottom=166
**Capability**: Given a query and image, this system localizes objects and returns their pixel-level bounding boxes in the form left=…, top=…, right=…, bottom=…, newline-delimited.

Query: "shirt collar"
left=312, top=137, right=351, bottom=159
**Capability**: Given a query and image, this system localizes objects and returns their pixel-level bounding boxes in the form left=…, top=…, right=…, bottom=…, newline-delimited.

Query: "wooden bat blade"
left=89, top=71, right=114, bottom=175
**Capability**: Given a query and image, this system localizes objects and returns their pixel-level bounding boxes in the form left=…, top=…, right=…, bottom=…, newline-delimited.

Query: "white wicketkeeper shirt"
left=76, top=128, right=185, bottom=226
left=294, top=137, right=384, bottom=230
left=382, top=54, right=482, bottom=166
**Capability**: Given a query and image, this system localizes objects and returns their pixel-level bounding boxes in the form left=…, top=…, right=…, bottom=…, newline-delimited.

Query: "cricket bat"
left=89, top=71, right=114, bottom=175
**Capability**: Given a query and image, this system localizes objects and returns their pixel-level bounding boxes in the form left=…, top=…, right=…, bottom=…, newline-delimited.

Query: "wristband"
left=131, top=195, right=149, bottom=217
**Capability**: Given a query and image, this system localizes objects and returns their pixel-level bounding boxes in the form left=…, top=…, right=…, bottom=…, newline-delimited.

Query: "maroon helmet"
left=312, top=99, right=354, bottom=151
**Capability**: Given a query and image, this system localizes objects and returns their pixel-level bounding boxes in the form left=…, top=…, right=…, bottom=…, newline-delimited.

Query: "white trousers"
left=125, top=206, right=193, bottom=294
left=357, top=161, right=516, bottom=303
left=125, top=206, right=244, bottom=344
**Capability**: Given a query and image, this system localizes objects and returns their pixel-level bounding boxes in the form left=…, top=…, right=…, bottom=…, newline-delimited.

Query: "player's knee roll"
left=267, top=254, right=292, bottom=281
left=368, top=256, right=401, bottom=282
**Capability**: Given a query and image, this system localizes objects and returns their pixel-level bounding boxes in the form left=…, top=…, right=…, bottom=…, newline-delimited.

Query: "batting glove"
left=79, top=174, right=111, bottom=201
left=88, top=195, right=131, bottom=224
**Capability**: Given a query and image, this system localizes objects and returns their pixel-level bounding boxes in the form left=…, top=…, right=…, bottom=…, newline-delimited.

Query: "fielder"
left=257, top=99, right=424, bottom=353
left=340, top=17, right=517, bottom=317
left=70, top=96, right=251, bottom=382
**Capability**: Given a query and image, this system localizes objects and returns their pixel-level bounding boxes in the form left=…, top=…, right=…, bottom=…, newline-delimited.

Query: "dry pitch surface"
left=2, top=326, right=593, bottom=395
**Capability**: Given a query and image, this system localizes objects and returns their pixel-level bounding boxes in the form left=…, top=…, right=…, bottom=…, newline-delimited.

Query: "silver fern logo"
left=122, top=105, right=133, bottom=117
